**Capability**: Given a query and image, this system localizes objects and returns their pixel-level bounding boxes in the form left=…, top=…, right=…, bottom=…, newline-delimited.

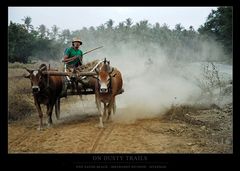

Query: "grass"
left=8, top=65, right=36, bottom=120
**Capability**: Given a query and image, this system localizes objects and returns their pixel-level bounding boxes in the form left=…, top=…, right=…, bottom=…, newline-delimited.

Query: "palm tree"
left=105, top=19, right=114, bottom=30
left=155, top=22, right=160, bottom=30
left=117, top=22, right=125, bottom=30
left=189, top=26, right=194, bottom=31
left=97, top=24, right=105, bottom=31
left=51, top=25, right=59, bottom=40
left=162, top=23, right=170, bottom=30
left=38, top=24, right=47, bottom=38
left=21, top=16, right=33, bottom=32
left=60, top=29, right=71, bottom=44
left=125, top=18, right=133, bottom=28
left=89, top=26, right=95, bottom=32
left=175, top=23, right=184, bottom=32
left=136, top=20, right=150, bottom=31
left=134, top=20, right=151, bottom=43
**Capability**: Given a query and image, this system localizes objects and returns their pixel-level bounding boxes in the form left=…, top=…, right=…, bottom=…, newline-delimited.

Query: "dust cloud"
left=84, top=38, right=232, bottom=123
left=39, top=35, right=231, bottom=123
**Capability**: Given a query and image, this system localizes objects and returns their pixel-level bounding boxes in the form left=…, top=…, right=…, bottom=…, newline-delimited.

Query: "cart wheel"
left=55, top=98, right=60, bottom=120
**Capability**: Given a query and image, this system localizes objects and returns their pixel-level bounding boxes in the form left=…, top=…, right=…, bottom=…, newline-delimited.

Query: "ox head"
left=94, top=58, right=114, bottom=93
left=24, top=64, right=47, bottom=93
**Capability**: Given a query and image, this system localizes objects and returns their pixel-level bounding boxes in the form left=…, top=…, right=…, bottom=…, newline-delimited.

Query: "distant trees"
left=8, top=22, right=35, bottom=63
left=37, top=24, right=47, bottom=38
left=8, top=17, right=66, bottom=63
left=105, top=19, right=114, bottom=30
left=9, top=10, right=232, bottom=63
left=125, top=18, right=133, bottom=28
left=50, top=25, right=59, bottom=40
left=21, top=16, right=33, bottom=32
left=198, top=7, right=232, bottom=56
left=59, top=29, right=71, bottom=44
left=175, top=23, right=184, bottom=32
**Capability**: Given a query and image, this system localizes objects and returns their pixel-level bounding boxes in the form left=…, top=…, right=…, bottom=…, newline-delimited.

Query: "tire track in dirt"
left=8, top=112, right=66, bottom=152
left=8, top=125, right=54, bottom=152
left=90, top=123, right=115, bottom=152
left=8, top=116, right=38, bottom=152
left=9, top=130, right=32, bottom=147
left=135, top=125, right=157, bottom=152
left=8, top=103, right=233, bottom=153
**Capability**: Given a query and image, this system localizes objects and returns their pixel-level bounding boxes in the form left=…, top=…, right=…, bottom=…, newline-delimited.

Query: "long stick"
left=83, top=46, right=103, bottom=55
left=42, top=71, right=97, bottom=76
left=62, top=46, right=103, bottom=63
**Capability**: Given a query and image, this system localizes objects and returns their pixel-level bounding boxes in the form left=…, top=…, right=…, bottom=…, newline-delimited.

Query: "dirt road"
left=8, top=96, right=232, bottom=153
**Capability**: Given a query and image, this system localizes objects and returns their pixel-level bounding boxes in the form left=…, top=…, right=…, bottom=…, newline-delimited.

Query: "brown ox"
left=94, top=58, right=123, bottom=128
left=24, top=64, right=64, bottom=130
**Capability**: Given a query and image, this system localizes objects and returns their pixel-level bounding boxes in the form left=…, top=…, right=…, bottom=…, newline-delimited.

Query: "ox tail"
left=59, top=76, right=68, bottom=98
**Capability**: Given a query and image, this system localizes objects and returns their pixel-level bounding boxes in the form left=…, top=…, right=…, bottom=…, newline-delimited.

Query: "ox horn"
left=24, top=67, right=33, bottom=73
left=39, top=64, right=47, bottom=71
left=103, top=58, right=107, bottom=63
left=95, top=67, right=99, bottom=74
left=109, top=67, right=114, bottom=74
left=23, top=73, right=30, bottom=79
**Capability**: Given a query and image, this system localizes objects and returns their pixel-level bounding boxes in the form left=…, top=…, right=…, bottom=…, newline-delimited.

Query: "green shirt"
left=64, top=47, right=83, bottom=66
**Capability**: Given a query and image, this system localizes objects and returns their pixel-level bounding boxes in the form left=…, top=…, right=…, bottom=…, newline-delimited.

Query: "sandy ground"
left=8, top=95, right=232, bottom=153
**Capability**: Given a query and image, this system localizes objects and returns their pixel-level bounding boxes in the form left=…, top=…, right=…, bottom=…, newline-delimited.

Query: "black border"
left=2, top=0, right=240, bottom=169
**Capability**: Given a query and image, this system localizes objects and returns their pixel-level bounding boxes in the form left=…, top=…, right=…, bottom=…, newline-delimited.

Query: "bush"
left=195, top=62, right=232, bottom=106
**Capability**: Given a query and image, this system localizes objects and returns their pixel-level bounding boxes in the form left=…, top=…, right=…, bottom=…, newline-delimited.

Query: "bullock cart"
left=41, top=60, right=103, bottom=119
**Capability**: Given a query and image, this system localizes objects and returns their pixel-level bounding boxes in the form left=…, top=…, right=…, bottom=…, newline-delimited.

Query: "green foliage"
left=8, top=22, right=35, bottom=63
left=9, top=12, right=232, bottom=64
left=9, top=17, right=66, bottom=63
left=198, top=7, right=232, bottom=56
left=21, top=16, right=34, bottom=32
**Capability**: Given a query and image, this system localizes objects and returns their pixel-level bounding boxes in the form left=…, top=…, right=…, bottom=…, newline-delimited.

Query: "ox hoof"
left=103, top=118, right=108, bottom=123
left=108, top=118, right=113, bottom=122
left=37, top=127, right=43, bottom=131
left=95, top=124, right=104, bottom=128
left=47, top=123, right=53, bottom=128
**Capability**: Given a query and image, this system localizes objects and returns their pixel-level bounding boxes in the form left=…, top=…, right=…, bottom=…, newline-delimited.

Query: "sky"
left=8, top=7, right=218, bottom=31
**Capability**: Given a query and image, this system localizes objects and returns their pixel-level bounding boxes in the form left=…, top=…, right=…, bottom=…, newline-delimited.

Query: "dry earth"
left=8, top=95, right=232, bottom=153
